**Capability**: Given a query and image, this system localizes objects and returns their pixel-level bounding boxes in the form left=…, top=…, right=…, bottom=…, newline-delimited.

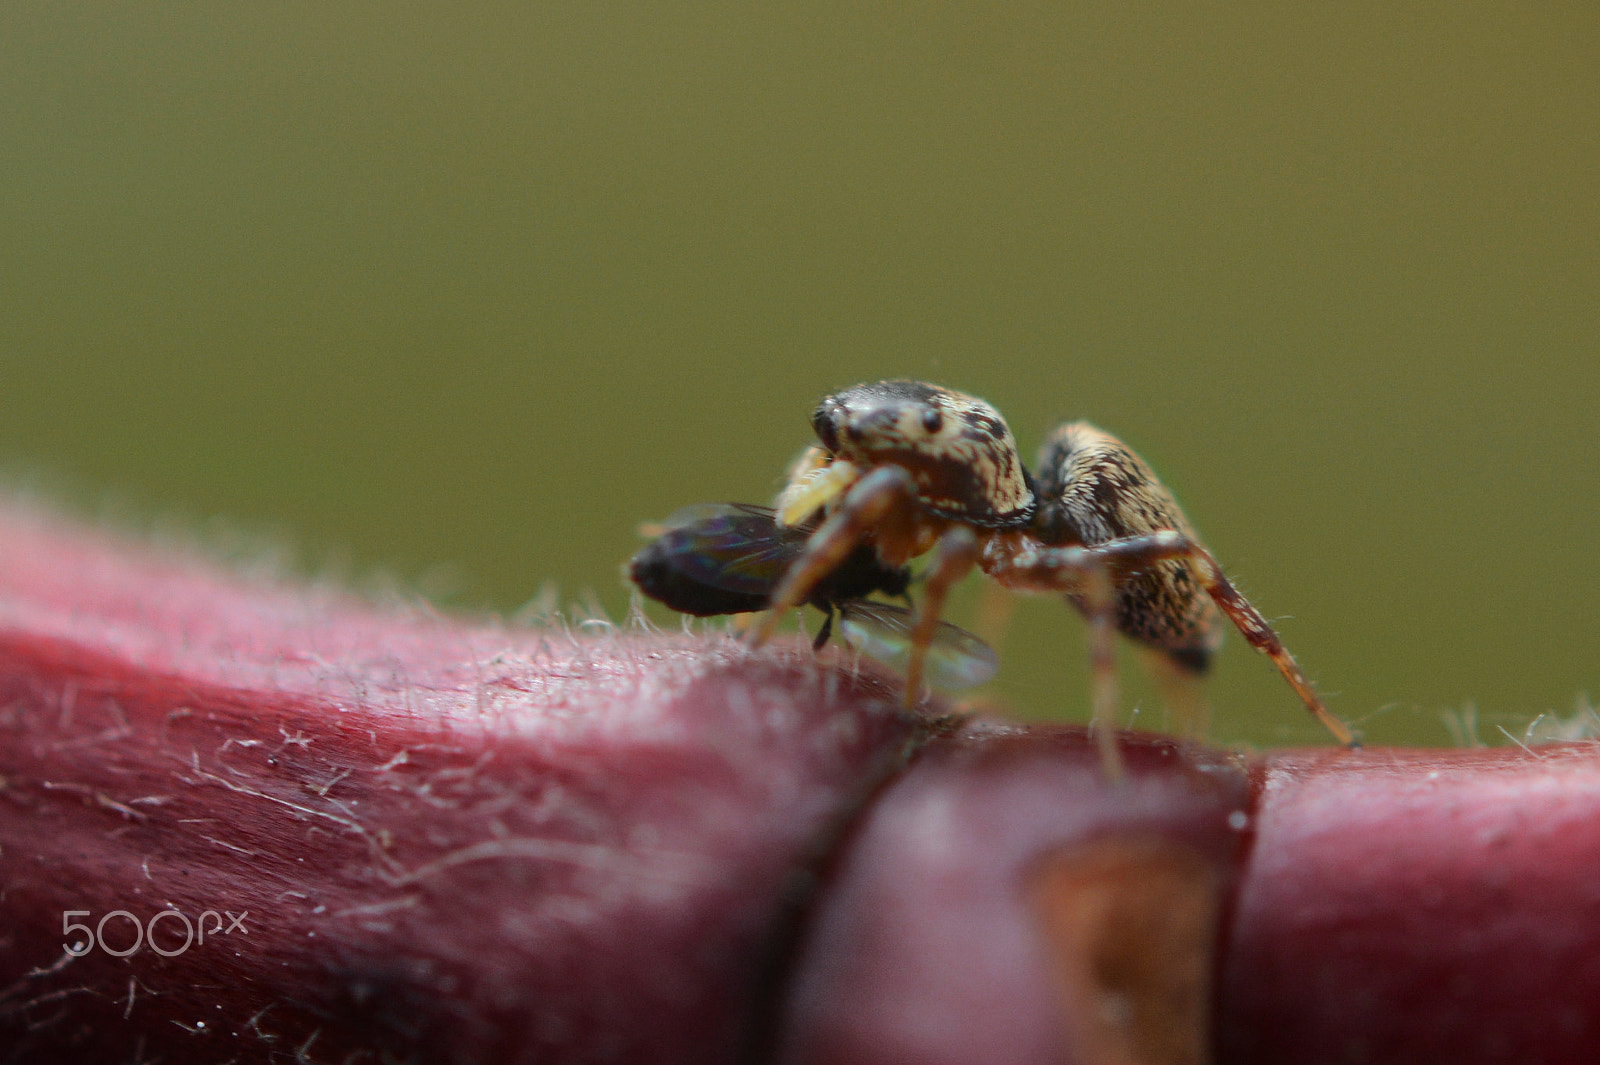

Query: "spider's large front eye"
left=920, top=409, right=943, bottom=434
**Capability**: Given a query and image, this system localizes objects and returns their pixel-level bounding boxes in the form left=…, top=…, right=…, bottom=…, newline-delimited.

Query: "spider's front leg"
left=746, top=466, right=919, bottom=647
left=900, top=524, right=979, bottom=708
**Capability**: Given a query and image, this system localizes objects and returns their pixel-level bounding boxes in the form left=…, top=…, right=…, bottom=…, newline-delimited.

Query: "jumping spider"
left=747, top=379, right=1355, bottom=773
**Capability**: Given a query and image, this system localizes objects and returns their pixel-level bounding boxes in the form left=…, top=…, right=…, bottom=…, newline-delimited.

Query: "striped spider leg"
left=981, top=527, right=1354, bottom=777
left=1023, top=420, right=1355, bottom=762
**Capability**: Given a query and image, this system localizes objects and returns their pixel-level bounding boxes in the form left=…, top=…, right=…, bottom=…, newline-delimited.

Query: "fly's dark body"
left=628, top=503, right=908, bottom=646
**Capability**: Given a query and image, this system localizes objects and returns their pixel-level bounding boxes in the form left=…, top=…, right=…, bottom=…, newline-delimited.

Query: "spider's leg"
left=901, top=525, right=979, bottom=709
left=747, top=466, right=918, bottom=647
left=1135, top=646, right=1211, bottom=742
left=1081, top=559, right=1125, bottom=779
left=1178, top=542, right=1358, bottom=747
left=971, top=579, right=1019, bottom=658
left=982, top=538, right=1126, bottom=776
left=1005, top=530, right=1356, bottom=748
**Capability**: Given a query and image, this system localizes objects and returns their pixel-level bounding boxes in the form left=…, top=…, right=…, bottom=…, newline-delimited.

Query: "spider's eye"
left=920, top=409, right=944, bottom=434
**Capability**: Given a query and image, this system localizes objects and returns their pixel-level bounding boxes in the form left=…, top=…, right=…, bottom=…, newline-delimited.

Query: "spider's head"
left=807, top=380, right=1035, bottom=527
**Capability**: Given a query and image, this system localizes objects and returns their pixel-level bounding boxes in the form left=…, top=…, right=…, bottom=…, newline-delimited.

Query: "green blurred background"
left=2, top=3, right=1595, bottom=748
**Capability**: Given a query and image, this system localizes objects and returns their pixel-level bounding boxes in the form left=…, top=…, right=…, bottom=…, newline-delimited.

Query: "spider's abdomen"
left=1036, top=421, right=1223, bottom=671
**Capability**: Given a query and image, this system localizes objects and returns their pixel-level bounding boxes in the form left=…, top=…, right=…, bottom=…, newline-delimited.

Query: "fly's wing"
left=836, top=601, right=998, bottom=690
left=645, top=504, right=805, bottom=597
left=652, top=502, right=780, bottom=533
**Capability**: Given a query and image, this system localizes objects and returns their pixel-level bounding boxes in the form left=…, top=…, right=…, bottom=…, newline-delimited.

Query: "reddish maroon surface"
left=1219, top=745, right=1600, bottom=1065
left=0, top=505, right=925, bottom=1063
left=774, top=725, right=1253, bottom=1065
left=2, top=502, right=1599, bottom=1064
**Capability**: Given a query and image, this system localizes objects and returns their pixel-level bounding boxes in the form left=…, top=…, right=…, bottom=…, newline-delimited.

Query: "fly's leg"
left=746, top=466, right=918, bottom=647
left=812, top=607, right=836, bottom=651
left=901, top=525, right=979, bottom=708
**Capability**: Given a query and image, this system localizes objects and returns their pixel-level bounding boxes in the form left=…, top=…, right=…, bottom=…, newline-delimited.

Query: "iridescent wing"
left=641, top=503, right=805, bottom=597
left=836, top=601, right=998, bottom=690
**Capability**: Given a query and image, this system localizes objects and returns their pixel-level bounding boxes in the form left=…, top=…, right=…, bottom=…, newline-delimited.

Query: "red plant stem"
left=1219, top=745, right=1600, bottom=1065
left=1, top=502, right=1597, bottom=1064
left=0, top=506, right=926, bottom=1062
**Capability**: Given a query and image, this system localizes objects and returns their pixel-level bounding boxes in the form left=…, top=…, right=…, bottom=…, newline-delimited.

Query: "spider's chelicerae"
left=747, top=379, right=1355, bottom=772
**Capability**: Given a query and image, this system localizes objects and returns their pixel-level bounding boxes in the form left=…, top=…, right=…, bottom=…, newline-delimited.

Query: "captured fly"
left=629, top=503, right=997, bottom=690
